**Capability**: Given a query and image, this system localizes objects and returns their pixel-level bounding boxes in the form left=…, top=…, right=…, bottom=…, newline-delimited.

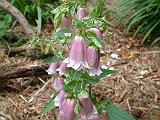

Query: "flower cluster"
left=46, top=7, right=103, bottom=120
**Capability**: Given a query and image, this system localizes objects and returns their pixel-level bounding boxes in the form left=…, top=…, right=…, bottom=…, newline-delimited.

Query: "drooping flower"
left=86, top=46, right=102, bottom=76
left=54, top=90, right=66, bottom=107
left=52, top=77, right=64, bottom=91
left=64, top=36, right=88, bottom=70
left=46, top=62, right=59, bottom=75
left=77, top=96, right=101, bottom=120
left=76, top=7, right=87, bottom=20
left=60, top=14, right=72, bottom=29
left=78, top=96, right=93, bottom=114
left=59, top=98, right=76, bottom=120
left=56, top=62, right=67, bottom=76
left=90, top=28, right=102, bottom=40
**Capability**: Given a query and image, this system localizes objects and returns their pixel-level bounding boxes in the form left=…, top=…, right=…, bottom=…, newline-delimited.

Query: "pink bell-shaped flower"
left=52, top=77, right=64, bottom=91
left=86, top=46, right=102, bottom=76
left=46, top=62, right=59, bottom=75
left=78, top=96, right=93, bottom=114
left=90, top=28, right=102, bottom=40
left=60, top=14, right=72, bottom=29
left=56, top=62, right=67, bottom=76
left=78, top=97, right=101, bottom=120
left=54, top=90, right=66, bottom=107
left=76, top=7, right=87, bottom=20
left=64, top=36, right=88, bottom=70
left=59, top=98, right=76, bottom=120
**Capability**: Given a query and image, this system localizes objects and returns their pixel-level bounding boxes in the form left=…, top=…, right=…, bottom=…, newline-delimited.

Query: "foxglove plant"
left=44, top=0, right=135, bottom=120
left=45, top=1, right=110, bottom=119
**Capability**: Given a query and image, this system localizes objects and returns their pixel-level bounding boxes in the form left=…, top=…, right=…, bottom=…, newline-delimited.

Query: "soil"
left=0, top=0, right=160, bottom=120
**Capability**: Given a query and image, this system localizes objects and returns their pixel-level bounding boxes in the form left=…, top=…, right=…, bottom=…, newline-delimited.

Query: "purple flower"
left=46, top=62, right=59, bottom=75
left=54, top=90, right=66, bottom=107
left=52, top=77, right=64, bottom=91
left=86, top=47, right=102, bottom=76
left=56, top=62, right=67, bottom=76
left=59, top=98, right=76, bottom=120
left=60, top=14, right=72, bottom=29
left=90, top=28, right=102, bottom=40
left=78, top=96, right=93, bottom=115
left=76, top=8, right=87, bottom=20
left=77, top=97, right=101, bottom=120
left=64, top=36, right=89, bottom=70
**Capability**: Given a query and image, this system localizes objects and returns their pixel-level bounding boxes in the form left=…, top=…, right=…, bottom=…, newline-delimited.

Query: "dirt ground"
left=0, top=0, right=160, bottom=120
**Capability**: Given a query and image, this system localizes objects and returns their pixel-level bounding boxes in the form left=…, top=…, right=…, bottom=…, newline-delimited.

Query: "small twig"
left=126, top=99, right=131, bottom=112
left=131, top=50, right=160, bottom=55
left=19, top=95, right=29, bottom=103
left=29, top=80, right=50, bottom=103
left=8, top=98, right=22, bottom=112
left=38, top=77, right=45, bottom=84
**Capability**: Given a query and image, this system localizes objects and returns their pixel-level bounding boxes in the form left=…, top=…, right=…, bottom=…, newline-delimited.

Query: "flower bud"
left=86, top=47, right=102, bottom=76
left=59, top=98, right=76, bottom=120
left=78, top=96, right=101, bottom=120
left=56, top=62, right=67, bottom=76
left=78, top=96, right=93, bottom=114
left=60, top=14, right=72, bottom=29
left=64, top=36, right=88, bottom=70
left=46, top=62, right=59, bottom=75
left=54, top=90, right=66, bottom=107
left=52, top=77, right=64, bottom=91
left=76, top=8, right=87, bottom=20
left=90, top=28, right=102, bottom=40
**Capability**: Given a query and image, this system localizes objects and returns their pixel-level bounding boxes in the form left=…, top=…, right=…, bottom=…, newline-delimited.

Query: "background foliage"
left=115, top=0, right=160, bottom=46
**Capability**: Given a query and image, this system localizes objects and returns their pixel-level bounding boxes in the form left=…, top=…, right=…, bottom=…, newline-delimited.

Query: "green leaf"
left=43, top=57, right=63, bottom=64
left=73, top=18, right=87, bottom=28
left=54, top=12, right=62, bottom=29
left=74, top=82, right=82, bottom=96
left=107, top=103, right=136, bottom=120
left=42, top=95, right=56, bottom=113
left=90, top=0, right=105, bottom=18
left=141, top=20, right=160, bottom=44
left=93, top=37, right=102, bottom=48
left=74, top=101, right=81, bottom=114
left=79, top=90, right=89, bottom=98
left=150, top=36, right=160, bottom=47
left=63, top=80, right=78, bottom=93
left=37, top=6, right=42, bottom=34
left=85, top=31, right=102, bottom=48
left=96, top=98, right=110, bottom=115
left=82, top=69, right=115, bottom=84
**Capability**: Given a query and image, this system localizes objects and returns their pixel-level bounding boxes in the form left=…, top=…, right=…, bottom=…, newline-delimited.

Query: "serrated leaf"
left=85, top=31, right=102, bottom=48
left=63, top=80, right=77, bottom=91
left=107, top=103, right=136, bottom=120
left=73, top=18, right=86, bottom=28
left=82, top=69, right=115, bottom=84
left=42, top=95, right=56, bottom=113
left=43, top=57, right=63, bottom=64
